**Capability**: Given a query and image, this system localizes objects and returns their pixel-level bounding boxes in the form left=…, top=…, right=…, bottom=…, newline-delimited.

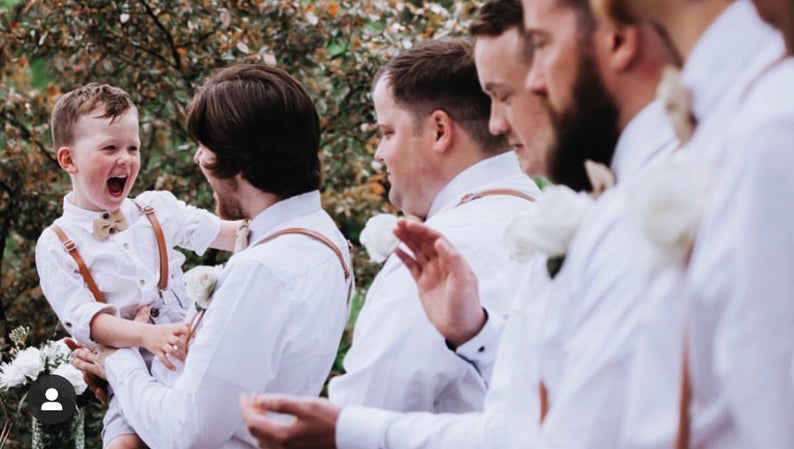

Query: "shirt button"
left=478, top=346, right=485, bottom=353
left=102, top=213, right=110, bottom=219
left=150, top=308, right=160, bottom=318
left=139, top=279, right=145, bottom=287
left=123, top=243, right=130, bottom=249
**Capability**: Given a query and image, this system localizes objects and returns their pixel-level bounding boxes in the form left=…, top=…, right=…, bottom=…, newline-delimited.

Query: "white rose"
left=503, top=213, right=539, bottom=263
left=626, top=152, right=708, bottom=271
left=360, top=214, right=400, bottom=263
left=52, top=363, right=88, bottom=395
left=0, top=361, right=27, bottom=389
left=11, top=347, right=44, bottom=383
left=505, top=185, right=593, bottom=261
left=185, top=264, right=224, bottom=310
left=41, top=339, right=71, bottom=366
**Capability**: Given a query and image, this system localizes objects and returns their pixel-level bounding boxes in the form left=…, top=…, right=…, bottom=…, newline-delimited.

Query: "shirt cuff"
left=336, top=406, right=397, bottom=449
left=75, top=303, right=118, bottom=344
left=455, top=307, right=505, bottom=371
left=106, top=347, right=148, bottom=387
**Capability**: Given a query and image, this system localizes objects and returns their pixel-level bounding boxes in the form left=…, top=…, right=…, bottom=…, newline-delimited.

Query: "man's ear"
left=56, top=146, right=78, bottom=173
left=603, top=24, right=639, bottom=72
left=430, top=109, right=454, bottom=154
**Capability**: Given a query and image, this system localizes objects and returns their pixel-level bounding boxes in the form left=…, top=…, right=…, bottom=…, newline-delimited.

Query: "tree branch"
left=140, top=0, right=183, bottom=71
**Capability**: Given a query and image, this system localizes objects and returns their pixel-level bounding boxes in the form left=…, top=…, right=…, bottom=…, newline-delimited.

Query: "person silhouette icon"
left=41, top=387, right=63, bottom=411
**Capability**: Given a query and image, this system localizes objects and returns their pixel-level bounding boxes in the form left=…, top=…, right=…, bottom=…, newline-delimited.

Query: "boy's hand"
left=141, top=322, right=190, bottom=371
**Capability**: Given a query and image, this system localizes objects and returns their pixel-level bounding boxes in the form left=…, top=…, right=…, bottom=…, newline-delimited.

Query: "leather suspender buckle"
left=62, top=239, right=77, bottom=253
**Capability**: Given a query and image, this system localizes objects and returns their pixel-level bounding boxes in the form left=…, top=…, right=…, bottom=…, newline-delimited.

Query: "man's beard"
left=547, top=50, right=621, bottom=192
left=213, top=178, right=246, bottom=220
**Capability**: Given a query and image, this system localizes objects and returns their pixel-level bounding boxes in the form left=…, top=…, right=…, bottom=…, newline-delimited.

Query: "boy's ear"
left=56, top=146, right=78, bottom=173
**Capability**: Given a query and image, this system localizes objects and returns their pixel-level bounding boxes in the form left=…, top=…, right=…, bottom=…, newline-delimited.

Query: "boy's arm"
left=91, top=313, right=188, bottom=370
left=208, top=219, right=245, bottom=252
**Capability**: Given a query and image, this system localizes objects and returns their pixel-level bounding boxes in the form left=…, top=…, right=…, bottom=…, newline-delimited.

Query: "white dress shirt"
left=329, top=152, right=540, bottom=413
left=334, top=102, right=675, bottom=449
left=619, top=4, right=789, bottom=448
left=105, top=191, right=351, bottom=449
left=36, top=190, right=221, bottom=343
left=681, top=6, right=794, bottom=447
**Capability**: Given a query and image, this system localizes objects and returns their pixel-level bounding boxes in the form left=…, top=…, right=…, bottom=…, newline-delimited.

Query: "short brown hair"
left=373, top=38, right=507, bottom=154
left=187, top=64, right=321, bottom=198
left=50, top=83, right=135, bottom=148
left=469, top=0, right=523, bottom=37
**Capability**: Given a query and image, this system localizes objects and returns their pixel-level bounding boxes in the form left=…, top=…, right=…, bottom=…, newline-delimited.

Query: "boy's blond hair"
left=51, top=83, right=136, bottom=148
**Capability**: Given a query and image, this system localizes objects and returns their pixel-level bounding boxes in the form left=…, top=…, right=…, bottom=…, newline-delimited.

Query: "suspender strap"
left=140, top=205, right=169, bottom=291
left=186, top=226, right=353, bottom=355
left=255, top=227, right=353, bottom=305
left=539, top=380, right=549, bottom=425
left=675, top=338, right=691, bottom=449
left=50, top=204, right=169, bottom=304
left=52, top=225, right=106, bottom=303
left=455, top=188, right=535, bottom=207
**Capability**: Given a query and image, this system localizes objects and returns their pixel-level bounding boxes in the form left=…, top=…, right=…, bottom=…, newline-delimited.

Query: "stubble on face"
left=545, top=45, right=621, bottom=192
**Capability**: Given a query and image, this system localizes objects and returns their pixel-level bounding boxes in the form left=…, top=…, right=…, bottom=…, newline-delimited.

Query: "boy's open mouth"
left=107, top=176, right=127, bottom=195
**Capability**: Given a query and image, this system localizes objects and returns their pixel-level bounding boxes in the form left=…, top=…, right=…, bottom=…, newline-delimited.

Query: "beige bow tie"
left=657, top=65, right=697, bottom=144
left=92, top=209, right=129, bottom=240
left=233, top=220, right=250, bottom=254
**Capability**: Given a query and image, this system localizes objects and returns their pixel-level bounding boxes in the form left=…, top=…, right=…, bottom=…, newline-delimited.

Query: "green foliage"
left=0, top=0, right=482, bottom=444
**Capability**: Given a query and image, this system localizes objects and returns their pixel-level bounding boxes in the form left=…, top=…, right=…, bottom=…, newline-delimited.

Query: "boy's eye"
left=103, top=145, right=116, bottom=151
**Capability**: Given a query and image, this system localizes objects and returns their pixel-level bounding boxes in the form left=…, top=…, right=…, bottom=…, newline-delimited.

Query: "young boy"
left=35, top=83, right=239, bottom=448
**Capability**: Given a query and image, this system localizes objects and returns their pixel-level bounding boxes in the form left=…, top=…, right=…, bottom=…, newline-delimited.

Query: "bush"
left=0, top=0, right=481, bottom=445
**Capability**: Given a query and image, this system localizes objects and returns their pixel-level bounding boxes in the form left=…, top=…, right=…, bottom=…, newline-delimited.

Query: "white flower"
left=360, top=214, right=400, bottom=263
left=185, top=265, right=224, bottom=310
left=41, top=339, right=71, bottom=367
left=0, top=361, right=27, bottom=389
left=504, top=185, right=593, bottom=262
left=626, top=152, right=708, bottom=271
left=52, top=363, right=88, bottom=395
left=12, top=347, right=44, bottom=382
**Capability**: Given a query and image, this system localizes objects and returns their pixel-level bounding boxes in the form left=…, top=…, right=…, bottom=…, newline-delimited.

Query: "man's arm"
left=104, top=258, right=296, bottom=448
left=240, top=395, right=502, bottom=449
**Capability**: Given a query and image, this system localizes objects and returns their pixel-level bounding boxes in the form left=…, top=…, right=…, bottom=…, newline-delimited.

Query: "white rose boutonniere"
left=626, top=152, right=708, bottom=271
left=185, top=264, right=224, bottom=311
left=360, top=213, right=400, bottom=263
left=504, top=185, right=594, bottom=277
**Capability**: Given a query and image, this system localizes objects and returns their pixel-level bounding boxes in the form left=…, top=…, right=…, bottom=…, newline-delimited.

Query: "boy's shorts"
left=101, top=392, right=136, bottom=446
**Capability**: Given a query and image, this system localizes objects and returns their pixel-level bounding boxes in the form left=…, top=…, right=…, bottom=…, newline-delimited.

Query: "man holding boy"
left=73, top=64, right=352, bottom=448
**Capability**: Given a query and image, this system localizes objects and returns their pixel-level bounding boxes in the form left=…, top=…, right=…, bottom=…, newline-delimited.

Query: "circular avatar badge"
left=28, top=374, right=78, bottom=425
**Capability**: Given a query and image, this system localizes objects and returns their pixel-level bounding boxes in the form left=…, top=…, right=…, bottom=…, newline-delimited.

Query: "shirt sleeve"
left=453, top=308, right=505, bottom=384
left=105, top=257, right=295, bottom=448
left=336, top=405, right=506, bottom=449
left=328, top=260, right=479, bottom=411
left=137, top=191, right=221, bottom=256
left=35, top=230, right=117, bottom=343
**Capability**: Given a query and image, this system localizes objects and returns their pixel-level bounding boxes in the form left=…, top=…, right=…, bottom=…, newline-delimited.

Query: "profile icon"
left=29, top=374, right=76, bottom=424
left=41, top=387, right=64, bottom=411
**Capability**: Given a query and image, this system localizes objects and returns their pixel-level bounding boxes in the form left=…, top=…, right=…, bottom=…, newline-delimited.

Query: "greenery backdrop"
left=0, top=0, right=482, bottom=446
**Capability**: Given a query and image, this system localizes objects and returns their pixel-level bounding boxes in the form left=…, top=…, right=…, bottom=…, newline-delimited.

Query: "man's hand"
left=393, top=219, right=486, bottom=348
left=66, top=338, right=117, bottom=405
left=240, top=394, right=339, bottom=449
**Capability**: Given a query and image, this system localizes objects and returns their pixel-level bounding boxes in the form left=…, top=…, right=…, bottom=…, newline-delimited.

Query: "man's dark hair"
left=187, top=64, right=321, bottom=198
left=373, top=38, right=506, bottom=154
left=469, top=0, right=523, bottom=37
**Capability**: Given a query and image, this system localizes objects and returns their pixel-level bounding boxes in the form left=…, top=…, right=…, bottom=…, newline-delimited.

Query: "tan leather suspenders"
left=50, top=204, right=168, bottom=303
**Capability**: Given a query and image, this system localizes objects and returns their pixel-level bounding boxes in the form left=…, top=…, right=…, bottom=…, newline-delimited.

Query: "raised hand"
left=239, top=394, right=339, bottom=449
left=393, top=219, right=486, bottom=348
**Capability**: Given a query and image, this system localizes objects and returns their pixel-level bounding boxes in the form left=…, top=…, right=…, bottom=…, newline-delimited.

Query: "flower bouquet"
left=0, top=326, right=89, bottom=449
